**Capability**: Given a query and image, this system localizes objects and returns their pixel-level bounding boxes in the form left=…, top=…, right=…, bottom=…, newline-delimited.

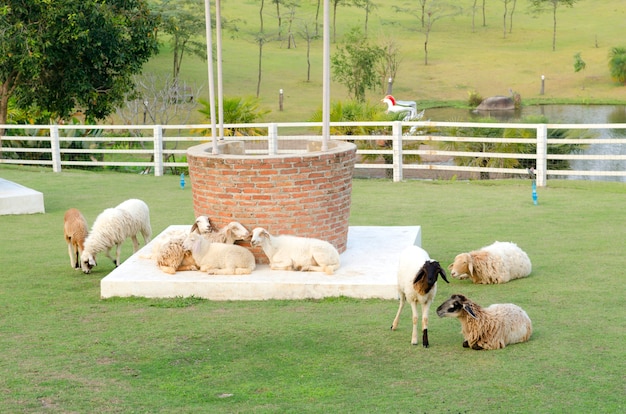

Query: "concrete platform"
left=0, top=178, right=45, bottom=215
left=100, top=225, right=421, bottom=301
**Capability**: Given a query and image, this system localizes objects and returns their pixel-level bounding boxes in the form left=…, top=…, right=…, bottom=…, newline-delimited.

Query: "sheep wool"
left=449, top=241, right=531, bottom=284
left=436, top=294, right=532, bottom=350
left=64, top=208, right=89, bottom=269
left=81, top=199, right=151, bottom=273
left=250, top=227, right=340, bottom=275
left=391, top=245, right=449, bottom=347
left=183, top=232, right=256, bottom=275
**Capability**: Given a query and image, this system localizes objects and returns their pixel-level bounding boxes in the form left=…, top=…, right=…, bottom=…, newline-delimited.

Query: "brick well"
left=187, top=140, right=357, bottom=263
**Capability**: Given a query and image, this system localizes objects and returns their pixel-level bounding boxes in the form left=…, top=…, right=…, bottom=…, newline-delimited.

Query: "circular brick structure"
left=187, top=140, right=357, bottom=263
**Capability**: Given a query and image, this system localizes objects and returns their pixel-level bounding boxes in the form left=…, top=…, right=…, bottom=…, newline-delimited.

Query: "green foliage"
left=573, top=52, right=586, bottom=73
left=0, top=0, right=159, bottom=124
left=309, top=99, right=427, bottom=178
left=0, top=166, right=623, bottom=412
left=438, top=115, right=590, bottom=178
left=608, top=47, right=626, bottom=84
left=331, top=27, right=383, bottom=102
left=152, top=0, right=207, bottom=80
left=196, top=96, right=270, bottom=136
left=468, top=90, right=483, bottom=107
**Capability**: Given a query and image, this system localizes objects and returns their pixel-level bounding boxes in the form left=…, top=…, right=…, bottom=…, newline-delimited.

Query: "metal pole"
left=216, top=0, right=224, bottom=140
left=204, top=0, right=218, bottom=154
left=322, top=0, right=330, bottom=151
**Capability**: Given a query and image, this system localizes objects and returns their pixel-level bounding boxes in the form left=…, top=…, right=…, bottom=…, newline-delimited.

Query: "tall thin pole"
left=216, top=0, right=224, bottom=139
left=322, top=0, right=330, bottom=151
left=204, top=0, right=217, bottom=154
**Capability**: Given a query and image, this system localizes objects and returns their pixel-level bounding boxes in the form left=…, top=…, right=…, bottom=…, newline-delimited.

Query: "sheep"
left=80, top=199, right=152, bottom=273
left=151, top=217, right=250, bottom=274
left=182, top=232, right=256, bottom=275
left=63, top=208, right=89, bottom=269
left=250, top=227, right=340, bottom=275
left=436, top=294, right=532, bottom=350
left=448, top=241, right=531, bottom=284
left=390, top=245, right=449, bottom=347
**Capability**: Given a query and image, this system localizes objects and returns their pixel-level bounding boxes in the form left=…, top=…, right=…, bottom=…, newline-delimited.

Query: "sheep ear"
left=439, top=267, right=450, bottom=283
left=190, top=222, right=198, bottom=233
left=463, top=303, right=477, bottom=319
left=413, top=268, right=425, bottom=285
left=447, top=263, right=453, bottom=270
left=467, top=257, right=474, bottom=276
left=89, top=257, right=97, bottom=267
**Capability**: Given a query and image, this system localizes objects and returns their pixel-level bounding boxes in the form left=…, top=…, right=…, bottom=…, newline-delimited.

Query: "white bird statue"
left=381, top=95, right=419, bottom=120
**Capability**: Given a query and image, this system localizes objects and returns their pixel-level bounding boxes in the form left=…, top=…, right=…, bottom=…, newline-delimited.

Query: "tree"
left=608, top=47, right=626, bottom=85
left=154, top=0, right=207, bottom=82
left=331, top=27, right=383, bottom=102
left=376, top=36, right=402, bottom=94
left=353, top=0, right=378, bottom=36
left=573, top=52, right=586, bottom=89
left=530, top=0, right=578, bottom=52
left=0, top=0, right=158, bottom=126
left=394, top=1, right=460, bottom=66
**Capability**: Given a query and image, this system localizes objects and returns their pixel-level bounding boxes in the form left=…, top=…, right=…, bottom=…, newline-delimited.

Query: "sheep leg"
left=114, top=244, right=122, bottom=267
left=391, top=294, right=405, bottom=331
left=67, top=243, right=77, bottom=269
left=130, top=235, right=140, bottom=252
left=409, top=301, right=420, bottom=346
left=420, top=301, right=431, bottom=348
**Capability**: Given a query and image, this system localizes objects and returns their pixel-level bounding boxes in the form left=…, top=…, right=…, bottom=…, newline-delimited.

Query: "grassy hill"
left=141, top=0, right=626, bottom=123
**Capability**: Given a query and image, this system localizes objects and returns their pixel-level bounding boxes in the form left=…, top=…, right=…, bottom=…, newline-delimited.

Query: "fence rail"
left=1, top=121, right=625, bottom=186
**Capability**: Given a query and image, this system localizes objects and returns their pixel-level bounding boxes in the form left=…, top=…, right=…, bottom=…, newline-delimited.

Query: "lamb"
left=153, top=218, right=250, bottom=274
left=80, top=199, right=152, bottom=273
left=182, top=232, right=256, bottom=275
left=436, top=294, right=532, bottom=350
left=63, top=208, right=89, bottom=269
left=390, top=245, right=449, bottom=347
left=250, top=227, right=340, bottom=275
left=448, top=241, right=531, bottom=284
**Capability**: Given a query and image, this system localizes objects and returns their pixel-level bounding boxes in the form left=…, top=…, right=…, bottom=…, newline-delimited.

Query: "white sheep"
left=63, top=208, right=89, bottom=269
left=250, top=227, right=340, bottom=275
left=448, top=241, right=531, bottom=284
left=81, top=199, right=152, bottom=273
left=436, top=294, right=532, bottom=350
left=183, top=232, right=256, bottom=275
left=151, top=217, right=250, bottom=274
left=391, top=245, right=449, bottom=347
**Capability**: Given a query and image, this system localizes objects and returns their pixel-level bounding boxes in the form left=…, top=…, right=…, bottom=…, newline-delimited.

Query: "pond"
left=424, top=104, right=626, bottom=182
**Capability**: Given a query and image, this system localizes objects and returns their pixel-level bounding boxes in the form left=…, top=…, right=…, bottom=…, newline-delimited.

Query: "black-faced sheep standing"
left=63, top=208, right=89, bottom=269
left=448, top=241, right=531, bottom=284
left=250, top=227, right=341, bottom=275
left=391, top=245, right=449, bottom=347
left=436, top=294, right=532, bottom=350
left=80, top=199, right=152, bottom=273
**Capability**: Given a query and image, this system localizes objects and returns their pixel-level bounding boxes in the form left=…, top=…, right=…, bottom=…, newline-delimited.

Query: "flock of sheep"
left=64, top=198, right=533, bottom=351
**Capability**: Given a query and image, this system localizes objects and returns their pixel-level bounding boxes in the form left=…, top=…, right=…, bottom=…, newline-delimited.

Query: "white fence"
left=1, top=121, right=625, bottom=187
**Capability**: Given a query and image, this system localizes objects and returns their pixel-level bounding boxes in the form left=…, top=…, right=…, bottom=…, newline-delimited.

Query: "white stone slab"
left=0, top=178, right=45, bottom=215
left=101, top=226, right=421, bottom=301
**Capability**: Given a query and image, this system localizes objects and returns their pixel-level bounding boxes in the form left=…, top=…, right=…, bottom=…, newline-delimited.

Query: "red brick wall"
left=187, top=141, right=356, bottom=263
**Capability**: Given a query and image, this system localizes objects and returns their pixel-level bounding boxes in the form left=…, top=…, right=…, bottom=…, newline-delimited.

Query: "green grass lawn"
left=0, top=165, right=624, bottom=412
left=140, top=0, right=626, bottom=124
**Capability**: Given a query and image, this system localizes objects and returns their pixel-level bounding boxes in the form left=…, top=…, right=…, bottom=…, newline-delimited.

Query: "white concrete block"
left=101, top=226, right=422, bottom=301
left=0, top=178, right=45, bottom=215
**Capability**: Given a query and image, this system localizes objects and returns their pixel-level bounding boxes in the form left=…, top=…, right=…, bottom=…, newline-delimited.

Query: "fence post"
left=50, top=125, right=62, bottom=173
left=392, top=121, right=403, bottom=182
left=536, top=124, right=547, bottom=187
left=268, top=123, right=278, bottom=155
left=153, top=125, right=163, bottom=177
